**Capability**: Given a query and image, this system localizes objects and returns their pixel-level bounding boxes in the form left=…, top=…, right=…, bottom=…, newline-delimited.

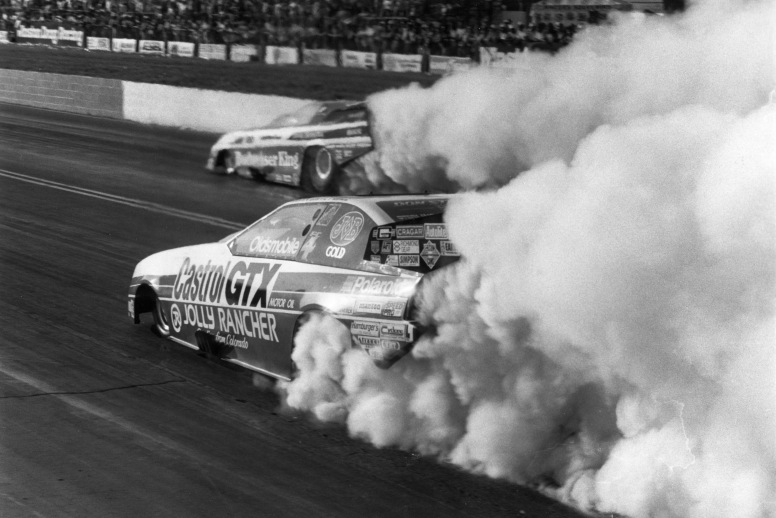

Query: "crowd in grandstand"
left=1, top=0, right=582, bottom=56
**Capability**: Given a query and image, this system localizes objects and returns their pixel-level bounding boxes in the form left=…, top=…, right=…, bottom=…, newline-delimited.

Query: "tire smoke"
left=280, top=1, right=775, bottom=517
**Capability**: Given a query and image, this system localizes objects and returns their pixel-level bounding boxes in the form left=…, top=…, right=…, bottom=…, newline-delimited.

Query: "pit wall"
left=0, top=69, right=311, bottom=133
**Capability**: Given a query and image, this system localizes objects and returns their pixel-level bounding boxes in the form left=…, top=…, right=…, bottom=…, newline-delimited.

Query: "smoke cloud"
left=279, top=1, right=775, bottom=517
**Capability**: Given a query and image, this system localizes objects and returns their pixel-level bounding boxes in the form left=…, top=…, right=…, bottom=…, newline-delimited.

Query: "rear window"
left=376, top=198, right=448, bottom=222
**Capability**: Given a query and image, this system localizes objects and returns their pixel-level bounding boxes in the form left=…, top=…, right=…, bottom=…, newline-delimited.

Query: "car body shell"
left=205, top=100, right=374, bottom=187
left=128, top=195, right=459, bottom=381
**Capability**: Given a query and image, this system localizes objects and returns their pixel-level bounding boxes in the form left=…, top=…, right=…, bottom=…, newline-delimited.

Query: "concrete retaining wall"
left=0, top=69, right=311, bottom=133
left=0, top=69, right=123, bottom=118
left=122, top=81, right=310, bottom=133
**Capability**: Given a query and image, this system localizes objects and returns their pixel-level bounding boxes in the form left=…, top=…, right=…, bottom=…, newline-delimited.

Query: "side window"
left=296, top=203, right=375, bottom=269
left=323, top=108, right=368, bottom=125
left=231, top=204, right=327, bottom=259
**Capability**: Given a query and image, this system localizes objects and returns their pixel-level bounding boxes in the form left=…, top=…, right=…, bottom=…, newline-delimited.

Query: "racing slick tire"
left=223, top=150, right=237, bottom=175
left=301, top=146, right=338, bottom=194
left=152, top=294, right=172, bottom=338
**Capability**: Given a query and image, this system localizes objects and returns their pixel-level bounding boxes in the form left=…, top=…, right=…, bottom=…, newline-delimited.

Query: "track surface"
left=0, top=103, right=585, bottom=518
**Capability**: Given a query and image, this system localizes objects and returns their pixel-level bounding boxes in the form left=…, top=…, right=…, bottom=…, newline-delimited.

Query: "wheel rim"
left=314, top=149, right=333, bottom=181
left=154, top=298, right=171, bottom=335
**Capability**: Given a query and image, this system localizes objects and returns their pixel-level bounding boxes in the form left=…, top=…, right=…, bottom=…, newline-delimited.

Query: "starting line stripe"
left=0, top=168, right=245, bottom=231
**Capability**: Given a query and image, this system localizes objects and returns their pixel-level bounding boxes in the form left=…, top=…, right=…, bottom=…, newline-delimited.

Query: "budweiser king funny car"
left=205, top=101, right=373, bottom=193
left=128, top=195, right=461, bottom=380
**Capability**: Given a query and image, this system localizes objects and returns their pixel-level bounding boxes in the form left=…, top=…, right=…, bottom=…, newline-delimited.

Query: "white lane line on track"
left=0, top=168, right=244, bottom=231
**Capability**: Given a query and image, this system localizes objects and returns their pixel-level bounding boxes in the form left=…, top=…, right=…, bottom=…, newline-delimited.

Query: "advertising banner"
left=479, top=47, right=520, bottom=68
left=428, top=55, right=473, bottom=75
left=86, top=36, right=110, bottom=51
left=16, top=23, right=83, bottom=47
left=0, top=31, right=9, bottom=44
left=341, top=50, right=377, bottom=70
left=168, top=41, right=195, bottom=58
left=265, top=45, right=299, bottom=65
left=230, top=44, right=259, bottom=62
left=112, top=38, right=137, bottom=53
left=198, top=43, right=227, bottom=60
left=381, top=53, right=422, bottom=73
left=138, top=39, right=165, bottom=55
left=302, top=48, right=337, bottom=67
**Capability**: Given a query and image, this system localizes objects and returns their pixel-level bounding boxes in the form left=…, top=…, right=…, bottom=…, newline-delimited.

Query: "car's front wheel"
left=152, top=295, right=171, bottom=338
left=301, top=146, right=338, bottom=193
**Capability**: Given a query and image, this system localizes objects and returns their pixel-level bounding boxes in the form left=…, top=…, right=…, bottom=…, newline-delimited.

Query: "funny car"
left=128, top=195, right=461, bottom=381
left=205, top=101, right=373, bottom=193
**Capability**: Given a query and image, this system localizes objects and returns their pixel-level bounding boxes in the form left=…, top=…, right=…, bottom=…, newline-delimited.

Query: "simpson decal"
left=398, top=255, right=420, bottom=267
left=330, top=211, right=364, bottom=246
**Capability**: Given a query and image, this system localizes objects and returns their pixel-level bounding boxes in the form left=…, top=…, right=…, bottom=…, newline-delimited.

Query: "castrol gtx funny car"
left=128, top=195, right=461, bottom=381
left=205, top=101, right=373, bottom=193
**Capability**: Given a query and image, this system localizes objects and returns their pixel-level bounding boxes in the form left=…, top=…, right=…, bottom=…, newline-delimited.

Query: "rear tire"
left=301, top=146, right=338, bottom=193
left=223, top=150, right=236, bottom=175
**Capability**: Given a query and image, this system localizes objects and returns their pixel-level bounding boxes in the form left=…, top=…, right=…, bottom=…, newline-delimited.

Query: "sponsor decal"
left=371, top=240, right=380, bottom=254
left=249, top=236, right=301, bottom=257
left=357, top=336, right=380, bottom=347
left=128, top=300, right=135, bottom=319
left=330, top=211, right=364, bottom=246
left=440, top=240, right=460, bottom=256
left=381, top=339, right=402, bottom=351
left=421, top=241, right=441, bottom=269
left=170, top=304, right=182, bottom=332
left=140, top=40, right=164, bottom=53
left=380, top=324, right=405, bottom=339
left=380, top=241, right=392, bottom=254
left=396, top=225, right=424, bottom=238
left=370, top=255, right=381, bottom=263
left=371, top=229, right=378, bottom=239
left=325, top=245, right=346, bottom=259
left=398, top=255, right=420, bottom=267
left=240, top=150, right=300, bottom=169
left=377, top=227, right=395, bottom=239
left=213, top=332, right=249, bottom=349
left=316, top=204, right=340, bottom=227
left=385, top=255, right=399, bottom=267
left=172, top=258, right=280, bottom=308
left=393, top=240, right=420, bottom=254
left=292, top=130, right=324, bottom=139
left=351, top=321, right=380, bottom=336
left=381, top=301, right=406, bottom=318
left=356, top=300, right=383, bottom=314
left=173, top=301, right=279, bottom=342
left=299, top=231, right=321, bottom=260
left=341, top=275, right=415, bottom=296
left=267, top=296, right=296, bottom=309
left=425, top=223, right=448, bottom=240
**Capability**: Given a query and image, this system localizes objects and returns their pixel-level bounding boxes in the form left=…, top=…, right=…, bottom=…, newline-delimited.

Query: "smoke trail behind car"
left=279, top=1, right=775, bottom=517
